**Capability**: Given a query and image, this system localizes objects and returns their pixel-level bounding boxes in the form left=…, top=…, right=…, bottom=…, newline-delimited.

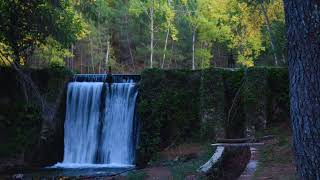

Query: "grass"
left=253, top=124, right=297, bottom=180
left=127, top=144, right=213, bottom=180
left=126, top=170, right=147, bottom=180
left=168, top=145, right=213, bottom=180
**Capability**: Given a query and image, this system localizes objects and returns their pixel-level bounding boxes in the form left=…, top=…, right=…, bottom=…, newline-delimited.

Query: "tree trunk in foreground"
left=283, top=0, right=320, bottom=179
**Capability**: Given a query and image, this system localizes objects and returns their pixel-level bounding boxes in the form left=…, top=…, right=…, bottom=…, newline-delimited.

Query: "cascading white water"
left=56, top=76, right=138, bottom=168
left=100, top=83, right=138, bottom=165
left=63, top=82, right=103, bottom=164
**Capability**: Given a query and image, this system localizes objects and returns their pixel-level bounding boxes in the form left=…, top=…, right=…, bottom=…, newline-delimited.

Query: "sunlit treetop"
left=0, top=0, right=88, bottom=63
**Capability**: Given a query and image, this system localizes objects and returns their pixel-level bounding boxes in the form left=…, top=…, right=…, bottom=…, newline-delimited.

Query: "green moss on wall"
left=0, top=104, right=41, bottom=157
left=242, top=68, right=269, bottom=132
left=0, top=66, right=72, bottom=164
left=137, top=67, right=289, bottom=165
left=200, top=69, right=225, bottom=140
left=137, top=68, right=201, bottom=165
left=267, top=68, right=289, bottom=124
left=222, top=69, right=246, bottom=139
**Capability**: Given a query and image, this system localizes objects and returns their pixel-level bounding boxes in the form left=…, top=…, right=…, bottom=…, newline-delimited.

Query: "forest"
left=0, top=0, right=319, bottom=180
left=1, top=0, right=286, bottom=72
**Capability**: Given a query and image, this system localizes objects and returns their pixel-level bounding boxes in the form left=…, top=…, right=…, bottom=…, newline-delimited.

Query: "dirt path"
left=238, top=147, right=259, bottom=180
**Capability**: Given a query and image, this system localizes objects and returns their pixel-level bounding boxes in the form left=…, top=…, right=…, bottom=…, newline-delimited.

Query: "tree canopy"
left=0, top=0, right=87, bottom=64
left=0, top=0, right=286, bottom=72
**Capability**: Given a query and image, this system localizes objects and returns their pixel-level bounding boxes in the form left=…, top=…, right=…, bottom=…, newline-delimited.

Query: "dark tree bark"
left=227, top=50, right=235, bottom=68
left=283, top=0, right=320, bottom=179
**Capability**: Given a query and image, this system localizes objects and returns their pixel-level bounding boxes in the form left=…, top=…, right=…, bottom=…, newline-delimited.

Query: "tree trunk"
left=89, top=34, right=95, bottom=73
left=192, top=29, right=196, bottom=70
left=125, top=14, right=136, bottom=71
left=105, top=37, right=110, bottom=73
left=98, top=33, right=103, bottom=74
left=161, top=29, right=170, bottom=69
left=260, top=2, right=278, bottom=66
left=228, top=49, right=235, bottom=68
left=284, top=0, right=320, bottom=179
left=71, top=44, right=74, bottom=71
left=169, top=42, right=174, bottom=69
left=80, top=45, right=83, bottom=73
left=150, top=1, right=154, bottom=68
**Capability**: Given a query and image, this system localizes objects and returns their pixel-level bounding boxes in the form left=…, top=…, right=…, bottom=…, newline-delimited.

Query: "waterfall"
left=63, top=82, right=103, bottom=164
left=56, top=75, right=139, bottom=168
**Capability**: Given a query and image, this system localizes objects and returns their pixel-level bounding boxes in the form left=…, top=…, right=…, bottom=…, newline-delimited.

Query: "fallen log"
left=216, top=135, right=274, bottom=143
left=211, top=143, right=264, bottom=147
left=216, top=138, right=251, bottom=143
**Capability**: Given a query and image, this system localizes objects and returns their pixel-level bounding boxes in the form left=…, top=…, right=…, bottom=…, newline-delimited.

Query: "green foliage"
left=242, top=67, right=269, bottom=130
left=199, top=68, right=225, bottom=140
left=0, top=65, right=71, bottom=158
left=73, top=0, right=111, bottom=25
left=126, top=170, right=147, bottom=180
left=32, top=37, right=73, bottom=67
left=0, top=104, right=41, bottom=157
left=267, top=67, right=289, bottom=124
left=194, top=0, right=266, bottom=67
left=0, top=0, right=286, bottom=71
left=222, top=69, right=246, bottom=138
left=196, top=48, right=212, bottom=69
left=137, top=68, right=201, bottom=165
left=0, top=0, right=87, bottom=63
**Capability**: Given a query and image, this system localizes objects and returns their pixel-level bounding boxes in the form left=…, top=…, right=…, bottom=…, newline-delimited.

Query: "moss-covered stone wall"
left=137, top=67, right=289, bottom=165
left=200, top=69, right=225, bottom=140
left=0, top=66, right=72, bottom=167
left=137, top=69, right=201, bottom=165
left=242, top=68, right=269, bottom=135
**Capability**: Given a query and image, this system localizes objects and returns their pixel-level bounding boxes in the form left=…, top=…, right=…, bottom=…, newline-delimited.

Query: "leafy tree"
left=243, top=0, right=286, bottom=65
left=31, top=37, right=73, bottom=67
left=129, top=0, right=176, bottom=68
left=0, top=0, right=87, bottom=64
left=180, top=0, right=201, bottom=69
left=0, top=0, right=88, bottom=125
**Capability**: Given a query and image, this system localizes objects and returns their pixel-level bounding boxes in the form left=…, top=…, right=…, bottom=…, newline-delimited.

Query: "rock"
left=197, top=146, right=225, bottom=174
left=12, top=174, right=24, bottom=180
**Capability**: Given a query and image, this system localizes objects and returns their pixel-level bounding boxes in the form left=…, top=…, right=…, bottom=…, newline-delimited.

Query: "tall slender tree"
left=283, top=0, right=320, bottom=178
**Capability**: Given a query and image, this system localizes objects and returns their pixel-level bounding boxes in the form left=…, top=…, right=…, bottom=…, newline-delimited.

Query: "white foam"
left=50, top=162, right=135, bottom=169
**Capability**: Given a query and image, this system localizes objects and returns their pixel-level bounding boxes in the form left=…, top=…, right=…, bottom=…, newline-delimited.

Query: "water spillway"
left=58, top=74, right=139, bottom=168
left=73, top=74, right=141, bottom=83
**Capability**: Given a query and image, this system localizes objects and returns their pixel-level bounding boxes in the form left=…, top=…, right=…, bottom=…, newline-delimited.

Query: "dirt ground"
left=127, top=126, right=297, bottom=180
left=241, top=124, right=297, bottom=180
